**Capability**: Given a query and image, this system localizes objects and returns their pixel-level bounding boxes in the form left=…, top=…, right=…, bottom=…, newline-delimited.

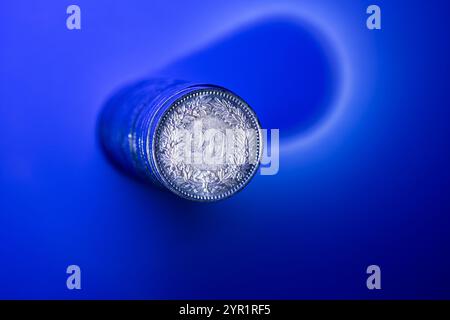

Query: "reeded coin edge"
left=152, top=88, right=262, bottom=202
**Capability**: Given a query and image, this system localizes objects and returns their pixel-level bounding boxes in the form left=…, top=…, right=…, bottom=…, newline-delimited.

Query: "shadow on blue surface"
left=157, top=16, right=338, bottom=139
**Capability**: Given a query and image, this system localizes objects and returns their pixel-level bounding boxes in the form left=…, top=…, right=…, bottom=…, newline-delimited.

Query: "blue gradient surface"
left=0, top=0, right=449, bottom=299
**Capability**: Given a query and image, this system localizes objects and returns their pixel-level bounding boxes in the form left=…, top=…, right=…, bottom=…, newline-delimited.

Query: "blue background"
left=1, top=0, right=449, bottom=299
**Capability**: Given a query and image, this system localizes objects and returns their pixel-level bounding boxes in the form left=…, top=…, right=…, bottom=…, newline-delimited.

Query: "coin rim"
left=151, top=88, right=263, bottom=202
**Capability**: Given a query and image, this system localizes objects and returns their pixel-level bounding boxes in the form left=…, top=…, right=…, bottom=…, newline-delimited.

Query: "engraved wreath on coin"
left=155, top=91, right=261, bottom=200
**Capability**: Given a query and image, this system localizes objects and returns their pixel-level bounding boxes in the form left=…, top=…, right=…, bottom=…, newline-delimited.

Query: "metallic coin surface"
left=153, top=89, right=262, bottom=201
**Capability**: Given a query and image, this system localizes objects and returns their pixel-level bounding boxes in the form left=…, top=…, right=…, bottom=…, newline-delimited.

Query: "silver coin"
left=153, top=89, right=262, bottom=201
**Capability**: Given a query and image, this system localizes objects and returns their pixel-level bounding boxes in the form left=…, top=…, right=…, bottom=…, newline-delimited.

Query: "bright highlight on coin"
left=99, top=79, right=262, bottom=202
